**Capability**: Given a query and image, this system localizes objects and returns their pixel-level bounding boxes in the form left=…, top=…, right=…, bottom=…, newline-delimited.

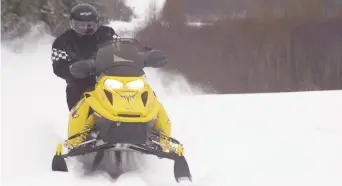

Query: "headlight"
left=126, top=80, right=145, bottom=90
left=104, top=79, right=123, bottom=89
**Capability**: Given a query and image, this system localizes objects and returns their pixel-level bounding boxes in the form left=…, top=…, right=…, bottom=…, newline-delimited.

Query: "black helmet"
left=69, top=3, right=99, bottom=35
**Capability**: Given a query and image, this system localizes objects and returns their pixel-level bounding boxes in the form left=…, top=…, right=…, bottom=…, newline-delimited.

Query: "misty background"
left=2, top=0, right=342, bottom=93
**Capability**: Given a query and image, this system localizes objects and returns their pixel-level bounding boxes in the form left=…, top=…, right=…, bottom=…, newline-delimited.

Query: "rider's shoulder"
left=53, top=29, right=76, bottom=46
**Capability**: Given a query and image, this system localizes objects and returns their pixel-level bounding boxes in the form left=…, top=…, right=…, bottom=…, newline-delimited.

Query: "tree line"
left=2, top=0, right=342, bottom=93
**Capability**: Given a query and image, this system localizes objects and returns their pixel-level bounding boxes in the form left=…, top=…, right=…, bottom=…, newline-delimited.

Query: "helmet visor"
left=71, top=19, right=98, bottom=35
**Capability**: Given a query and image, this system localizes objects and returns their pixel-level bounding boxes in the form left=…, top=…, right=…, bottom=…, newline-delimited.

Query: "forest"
left=2, top=0, right=342, bottom=93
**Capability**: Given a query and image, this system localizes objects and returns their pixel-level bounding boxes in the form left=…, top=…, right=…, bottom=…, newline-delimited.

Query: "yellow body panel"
left=66, top=75, right=172, bottom=149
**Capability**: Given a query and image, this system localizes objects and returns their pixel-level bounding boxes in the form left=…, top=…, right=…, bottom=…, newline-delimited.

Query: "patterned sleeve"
left=51, top=37, right=74, bottom=81
left=51, top=48, right=71, bottom=63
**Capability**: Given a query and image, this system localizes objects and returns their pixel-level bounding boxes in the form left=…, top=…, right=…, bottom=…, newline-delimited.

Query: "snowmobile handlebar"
left=68, top=37, right=152, bottom=62
left=114, top=37, right=152, bottom=52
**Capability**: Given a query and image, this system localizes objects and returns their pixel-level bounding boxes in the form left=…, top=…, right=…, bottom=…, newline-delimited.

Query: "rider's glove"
left=69, top=59, right=95, bottom=79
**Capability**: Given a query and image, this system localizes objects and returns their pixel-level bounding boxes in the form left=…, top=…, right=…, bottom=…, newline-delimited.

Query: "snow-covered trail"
left=3, top=52, right=342, bottom=186
left=2, top=0, right=342, bottom=185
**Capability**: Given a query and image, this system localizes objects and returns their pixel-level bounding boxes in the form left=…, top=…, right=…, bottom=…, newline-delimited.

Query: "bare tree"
left=245, top=0, right=274, bottom=20
left=284, top=0, right=325, bottom=19
left=162, top=0, right=185, bottom=26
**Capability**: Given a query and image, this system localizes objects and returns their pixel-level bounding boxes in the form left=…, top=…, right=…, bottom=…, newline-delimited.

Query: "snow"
left=2, top=0, right=342, bottom=186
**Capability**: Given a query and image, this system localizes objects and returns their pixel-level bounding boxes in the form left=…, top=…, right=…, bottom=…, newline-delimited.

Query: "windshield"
left=94, top=39, right=146, bottom=77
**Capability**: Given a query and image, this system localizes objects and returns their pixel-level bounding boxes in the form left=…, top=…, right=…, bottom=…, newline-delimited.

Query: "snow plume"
left=1, top=0, right=201, bottom=185
left=109, top=0, right=166, bottom=36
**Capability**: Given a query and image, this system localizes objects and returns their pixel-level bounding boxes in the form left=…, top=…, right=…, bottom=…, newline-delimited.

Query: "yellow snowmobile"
left=51, top=38, right=192, bottom=182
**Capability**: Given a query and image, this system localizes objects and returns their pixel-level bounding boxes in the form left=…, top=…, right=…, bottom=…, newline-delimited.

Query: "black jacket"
left=51, top=26, right=115, bottom=85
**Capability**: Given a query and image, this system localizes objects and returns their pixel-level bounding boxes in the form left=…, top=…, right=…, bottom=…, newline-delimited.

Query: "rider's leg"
left=66, top=84, right=86, bottom=111
left=66, top=83, right=96, bottom=146
left=66, top=82, right=95, bottom=110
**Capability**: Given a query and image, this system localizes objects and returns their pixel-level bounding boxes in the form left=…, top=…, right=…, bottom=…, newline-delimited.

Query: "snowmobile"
left=51, top=38, right=192, bottom=182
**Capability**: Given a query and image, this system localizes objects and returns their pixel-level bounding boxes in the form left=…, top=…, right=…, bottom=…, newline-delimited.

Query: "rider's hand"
left=69, top=59, right=95, bottom=79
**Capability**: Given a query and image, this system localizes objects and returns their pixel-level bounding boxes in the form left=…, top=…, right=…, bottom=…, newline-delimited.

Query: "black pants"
left=66, top=82, right=95, bottom=111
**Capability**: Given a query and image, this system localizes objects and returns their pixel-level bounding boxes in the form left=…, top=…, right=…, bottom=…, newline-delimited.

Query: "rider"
left=51, top=4, right=171, bottom=146
left=51, top=3, right=116, bottom=110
